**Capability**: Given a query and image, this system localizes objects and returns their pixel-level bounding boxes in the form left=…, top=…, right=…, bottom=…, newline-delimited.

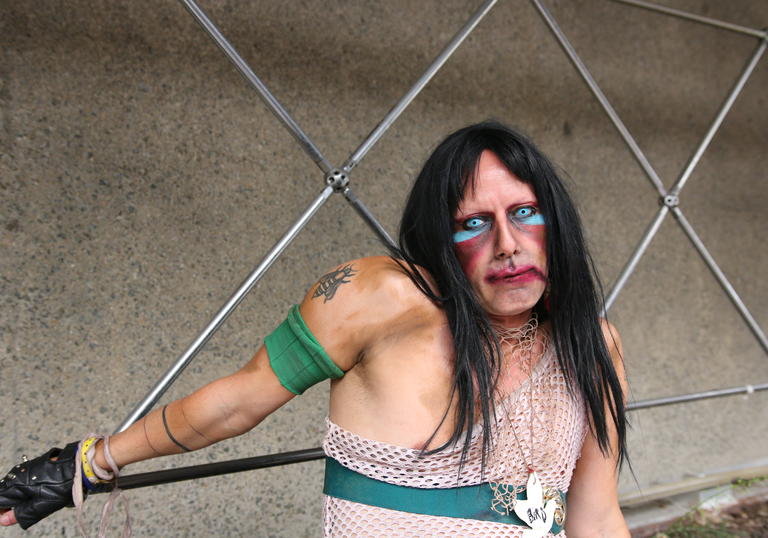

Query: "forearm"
left=92, top=398, right=212, bottom=470
left=93, top=352, right=294, bottom=470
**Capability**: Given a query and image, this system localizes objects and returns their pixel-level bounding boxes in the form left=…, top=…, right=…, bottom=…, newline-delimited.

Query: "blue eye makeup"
left=453, top=216, right=490, bottom=243
left=453, top=207, right=544, bottom=243
left=510, top=206, right=545, bottom=226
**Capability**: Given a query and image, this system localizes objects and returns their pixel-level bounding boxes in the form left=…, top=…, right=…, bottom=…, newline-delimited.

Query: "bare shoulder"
left=599, top=319, right=622, bottom=354
left=302, top=256, right=432, bottom=309
left=299, top=256, right=441, bottom=370
left=599, top=318, right=627, bottom=387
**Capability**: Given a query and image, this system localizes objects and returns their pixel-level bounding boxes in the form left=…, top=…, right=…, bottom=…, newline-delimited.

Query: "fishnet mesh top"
left=322, top=346, right=588, bottom=537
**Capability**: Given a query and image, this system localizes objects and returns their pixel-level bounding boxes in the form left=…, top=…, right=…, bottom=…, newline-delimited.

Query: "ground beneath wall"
left=649, top=500, right=768, bottom=538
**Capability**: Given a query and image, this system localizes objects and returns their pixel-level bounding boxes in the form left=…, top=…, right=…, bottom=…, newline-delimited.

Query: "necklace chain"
left=488, top=313, right=548, bottom=516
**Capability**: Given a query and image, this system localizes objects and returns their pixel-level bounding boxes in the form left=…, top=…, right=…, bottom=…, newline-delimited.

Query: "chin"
left=485, top=301, right=540, bottom=319
left=484, top=293, right=543, bottom=319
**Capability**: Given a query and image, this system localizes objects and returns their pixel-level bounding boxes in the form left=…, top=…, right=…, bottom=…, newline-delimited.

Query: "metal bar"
left=603, top=206, right=669, bottom=312
left=179, top=0, right=333, bottom=174
left=106, top=380, right=768, bottom=490
left=627, top=382, right=768, bottom=411
left=530, top=0, right=667, bottom=197
left=669, top=39, right=767, bottom=196
left=612, top=0, right=766, bottom=40
left=341, top=0, right=498, bottom=173
left=670, top=206, right=768, bottom=354
left=342, top=187, right=397, bottom=249
left=116, top=185, right=336, bottom=432
left=115, top=448, right=325, bottom=491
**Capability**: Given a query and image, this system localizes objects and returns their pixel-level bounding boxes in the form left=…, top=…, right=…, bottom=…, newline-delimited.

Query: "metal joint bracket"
left=661, top=194, right=680, bottom=208
left=325, top=169, right=350, bottom=192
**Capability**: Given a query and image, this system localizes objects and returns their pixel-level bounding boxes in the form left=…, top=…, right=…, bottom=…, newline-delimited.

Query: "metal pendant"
left=513, top=471, right=557, bottom=538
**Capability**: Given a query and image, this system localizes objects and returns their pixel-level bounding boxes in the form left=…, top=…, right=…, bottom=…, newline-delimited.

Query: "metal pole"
left=178, top=0, right=334, bottom=175
left=669, top=39, right=767, bottom=196
left=670, top=206, right=768, bottom=354
left=604, top=206, right=669, bottom=312
left=530, top=0, right=667, bottom=197
left=342, top=187, right=397, bottom=249
left=116, top=185, right=336, bottom=432
left=341, top=0, right=498, bottom=173
left=612, top=0, right=767, bottom=40
left=627, top=382, right=768, bottom=411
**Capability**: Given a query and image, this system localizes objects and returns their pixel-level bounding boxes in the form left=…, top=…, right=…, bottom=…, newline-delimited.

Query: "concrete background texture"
left=1, top=0, right=766, bottom=536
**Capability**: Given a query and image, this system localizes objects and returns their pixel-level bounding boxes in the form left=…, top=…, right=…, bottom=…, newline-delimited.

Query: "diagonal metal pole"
left=179, top=0, right=334, bottom=175
left=606, top=39, right=766, bottom=311
left=530, top=0, right=667, bottom=197
left=603, top=206, right=668, bottom=312
left=335, top=0, right=499, bottom=247
left=670, top=206, right=768, bottom=354
left=612, top=0, right=767, bottom=40
left=116, top=185, right=335, bottom=432
left=342, top=186, right=397, bottom=248
left=669, top=38, right=767, bottom=196
left=529, top=0, right=670, bottom=310
left=341, top=0, right=498, bottom=173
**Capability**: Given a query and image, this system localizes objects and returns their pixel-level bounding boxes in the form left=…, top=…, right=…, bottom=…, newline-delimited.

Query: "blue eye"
left=453, top=216, right=489, bottom=243
left=514, top=206, right=535, bottom=218
left=510, top=206, right=545, bottom=226
left=464, top=217, right=486, bottom=230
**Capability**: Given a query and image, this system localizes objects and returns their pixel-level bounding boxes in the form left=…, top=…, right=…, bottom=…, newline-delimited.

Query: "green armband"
left=265, top=304, right=344, bottom=395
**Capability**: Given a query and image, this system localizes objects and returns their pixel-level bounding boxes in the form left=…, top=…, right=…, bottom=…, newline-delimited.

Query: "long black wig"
left=394, top=120, right=627, bottom=472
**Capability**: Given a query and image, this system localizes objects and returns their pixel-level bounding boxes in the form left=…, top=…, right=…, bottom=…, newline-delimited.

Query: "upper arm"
left=297, top=257, right=417, bottom=372
left=180, top=345, right=297, bottom=440
left=564, top=320, right=629, bottom=537
left=185, top=257, right=414, bottom=436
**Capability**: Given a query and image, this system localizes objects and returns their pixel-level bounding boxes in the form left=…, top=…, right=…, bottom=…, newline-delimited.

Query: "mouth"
left=485, top=265, right=545, bottom=284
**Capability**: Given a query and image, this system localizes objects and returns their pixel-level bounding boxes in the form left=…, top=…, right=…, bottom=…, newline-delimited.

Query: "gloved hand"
left=0, top=442, right=80, bottom=529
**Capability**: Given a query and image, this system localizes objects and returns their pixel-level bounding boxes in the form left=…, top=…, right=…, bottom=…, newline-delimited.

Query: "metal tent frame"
left=108, top=0, right=767, bottom=494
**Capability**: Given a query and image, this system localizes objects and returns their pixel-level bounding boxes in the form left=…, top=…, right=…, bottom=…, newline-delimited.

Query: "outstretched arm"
left=564, top=321, right=630, bottom=538
left=102, top=344, right=296, bottom=468
left=0, top=257, right=380, bottom=529
left=0, top=345, right=295, bottom=528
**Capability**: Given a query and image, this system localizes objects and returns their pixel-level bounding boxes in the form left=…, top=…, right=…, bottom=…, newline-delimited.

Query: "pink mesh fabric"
left=322, top=348, right=587, bottom=537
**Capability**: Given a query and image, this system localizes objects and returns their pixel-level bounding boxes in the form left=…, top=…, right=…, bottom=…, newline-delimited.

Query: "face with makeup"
left=453, top=150, right=548, bottom=327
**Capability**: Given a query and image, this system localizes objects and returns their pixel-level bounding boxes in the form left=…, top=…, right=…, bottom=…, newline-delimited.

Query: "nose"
left=494, top=219, right=519, bottom=259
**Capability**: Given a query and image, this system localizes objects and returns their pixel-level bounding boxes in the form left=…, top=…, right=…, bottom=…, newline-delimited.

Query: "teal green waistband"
left=323, top=457, right=565, bottom=534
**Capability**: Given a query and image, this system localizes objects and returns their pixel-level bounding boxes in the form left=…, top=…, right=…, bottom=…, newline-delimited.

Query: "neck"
left=487, top=308, right=535, bottom=329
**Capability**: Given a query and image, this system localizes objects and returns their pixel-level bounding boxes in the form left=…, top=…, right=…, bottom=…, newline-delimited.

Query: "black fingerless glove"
left=0, top=442, right=79, bottom=529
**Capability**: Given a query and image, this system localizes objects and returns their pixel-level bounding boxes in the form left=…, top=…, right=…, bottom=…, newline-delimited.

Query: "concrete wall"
left=1, top=0, right=766, bottom=535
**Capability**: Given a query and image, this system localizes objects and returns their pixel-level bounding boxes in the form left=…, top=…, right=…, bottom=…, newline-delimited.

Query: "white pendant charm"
left=513, top=471, right=557, bottom=538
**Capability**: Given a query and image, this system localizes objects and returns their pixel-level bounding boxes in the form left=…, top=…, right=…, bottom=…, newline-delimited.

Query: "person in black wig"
left=1, top=120, right=628, bottom=537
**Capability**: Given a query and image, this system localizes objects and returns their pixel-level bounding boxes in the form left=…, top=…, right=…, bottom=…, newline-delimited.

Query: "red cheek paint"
left=454, top=232, right=489, bottom=277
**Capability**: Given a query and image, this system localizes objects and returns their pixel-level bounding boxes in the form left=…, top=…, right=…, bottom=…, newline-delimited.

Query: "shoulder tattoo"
left=312, top=264, right=358, bottom=303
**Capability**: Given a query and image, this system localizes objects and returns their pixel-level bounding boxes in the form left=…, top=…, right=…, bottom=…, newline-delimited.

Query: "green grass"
left=652, top=509, right=745, bottom=537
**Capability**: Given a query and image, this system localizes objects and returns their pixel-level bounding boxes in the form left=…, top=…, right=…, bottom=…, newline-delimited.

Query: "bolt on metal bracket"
left=325, top=169, right=350, bottom=192
left=661, top=194, right=680, bottom=208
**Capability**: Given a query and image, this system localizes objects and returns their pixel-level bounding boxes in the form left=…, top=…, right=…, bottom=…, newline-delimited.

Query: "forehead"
left=458, top=150, right=536, bottom=211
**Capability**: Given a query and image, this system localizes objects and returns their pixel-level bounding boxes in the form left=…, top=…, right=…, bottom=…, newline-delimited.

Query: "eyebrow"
left=455, top=201, right=539, bottom=218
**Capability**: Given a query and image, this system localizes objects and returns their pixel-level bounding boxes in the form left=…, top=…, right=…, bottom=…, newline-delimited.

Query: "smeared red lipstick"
left=485, top=264, right=545, bottom=284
